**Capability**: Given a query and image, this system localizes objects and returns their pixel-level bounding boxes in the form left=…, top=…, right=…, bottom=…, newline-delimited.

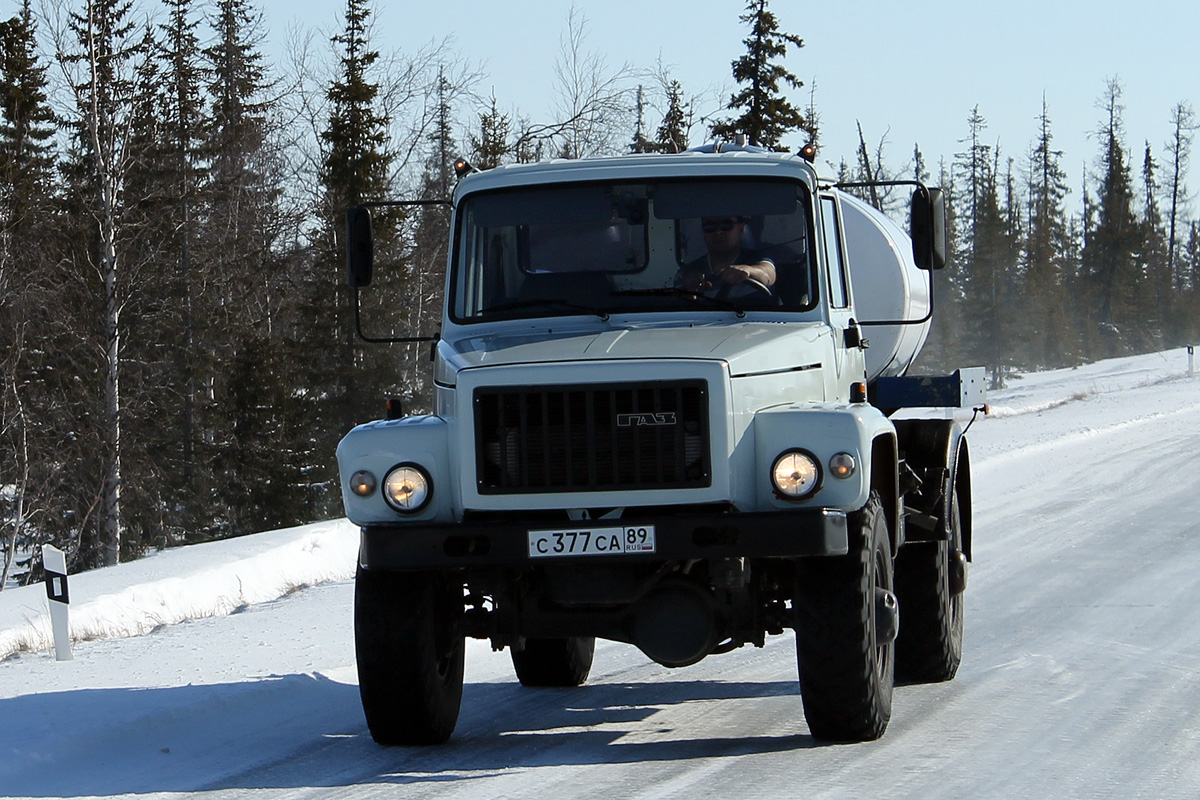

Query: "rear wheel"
left=895, top=486, right=966, bottom=683
left=794, top=491, right=896, bottom=742
left=354, top=567, right=465, bottom=745
left=511, top=636, right=596, bottom=687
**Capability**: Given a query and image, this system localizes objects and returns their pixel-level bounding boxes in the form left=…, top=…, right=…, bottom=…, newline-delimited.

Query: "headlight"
left=771, top=450, right=821, bottom=499
left=383, top=464, right=432, bottom=513
left=349, top=470, right=377, bottom=497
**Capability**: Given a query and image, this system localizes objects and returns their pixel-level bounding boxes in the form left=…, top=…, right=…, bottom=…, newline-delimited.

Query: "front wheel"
left=354, top=567, right=465, bottom=745
left=511, top=636, right=595, bottom=687
left=794, top=492, right=896, bottom=742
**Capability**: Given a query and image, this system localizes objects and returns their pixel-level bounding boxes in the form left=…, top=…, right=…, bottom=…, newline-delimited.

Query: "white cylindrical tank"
left=837, top=192, right=931, bottom=381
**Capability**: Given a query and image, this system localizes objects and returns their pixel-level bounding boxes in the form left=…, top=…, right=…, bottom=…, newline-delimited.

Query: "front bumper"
left=359, top=508, right=849, bottom=570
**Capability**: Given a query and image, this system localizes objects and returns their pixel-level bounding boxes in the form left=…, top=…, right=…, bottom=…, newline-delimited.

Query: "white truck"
left=337, top=144, right=984, bottom=746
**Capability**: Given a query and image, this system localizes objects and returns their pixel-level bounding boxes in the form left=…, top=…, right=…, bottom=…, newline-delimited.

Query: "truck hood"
left=440, top=321, right=830, bottom=380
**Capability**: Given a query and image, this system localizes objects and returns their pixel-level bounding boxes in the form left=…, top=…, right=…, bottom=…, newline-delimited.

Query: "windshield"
left=450, top=178, right=816, bottom=322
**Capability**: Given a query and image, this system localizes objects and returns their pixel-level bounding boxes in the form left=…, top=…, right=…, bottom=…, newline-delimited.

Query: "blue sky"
left=259, top=0, right=1194, bottom=206
left=23, top=0, right=1200, bottom=207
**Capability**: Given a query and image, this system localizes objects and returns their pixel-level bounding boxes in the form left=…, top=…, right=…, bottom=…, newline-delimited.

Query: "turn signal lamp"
left=829, top=453, right=856, bottom=479
left=349, top=470, right=377, bottom=497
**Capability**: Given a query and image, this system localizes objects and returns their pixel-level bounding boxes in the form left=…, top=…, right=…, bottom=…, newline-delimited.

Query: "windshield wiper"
left=611, top=287, right=747, bottom=317
left=480, top=299, right=611, bottom=321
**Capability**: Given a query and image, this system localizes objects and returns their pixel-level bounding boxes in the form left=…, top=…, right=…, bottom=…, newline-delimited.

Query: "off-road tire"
left=511, top=636, right=596, bottom=687
left=794, top=492, right=895, bottom=742
left=895, top=487, right=965, bottom=683
left=354, top=567, right=465, bottom=745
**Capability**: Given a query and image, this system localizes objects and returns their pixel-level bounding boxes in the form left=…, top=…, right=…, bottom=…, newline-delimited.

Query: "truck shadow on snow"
left=0, top=672, right=832, bottom=796
left=216, top=676, right=833, bottom=792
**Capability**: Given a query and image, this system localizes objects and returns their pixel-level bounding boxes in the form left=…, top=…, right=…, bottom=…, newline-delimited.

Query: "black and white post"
left=42, top=545, right=73, bottom=661
left=1189, top=345, right=1195, bottom=378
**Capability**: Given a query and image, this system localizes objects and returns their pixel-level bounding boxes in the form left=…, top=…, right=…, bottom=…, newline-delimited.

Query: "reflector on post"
left=42, top=544, right=73, bottom=662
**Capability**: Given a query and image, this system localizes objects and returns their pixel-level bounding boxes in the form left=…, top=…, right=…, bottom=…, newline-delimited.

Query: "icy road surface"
left=2, top=349, right=1200, bottom=799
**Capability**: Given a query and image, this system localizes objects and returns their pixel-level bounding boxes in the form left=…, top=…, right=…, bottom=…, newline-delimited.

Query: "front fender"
left=752, top=402, right=895, bottom=514
left=894, top=418, right=973, bottom=560
left=336, top=415, right=453, bottom=526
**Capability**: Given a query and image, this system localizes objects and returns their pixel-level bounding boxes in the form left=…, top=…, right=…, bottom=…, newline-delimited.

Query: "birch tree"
left=55, top=0, right=145, bottom=565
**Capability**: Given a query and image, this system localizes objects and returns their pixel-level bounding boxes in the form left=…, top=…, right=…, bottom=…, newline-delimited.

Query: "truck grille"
left=474, top=381, right=710, bottom=494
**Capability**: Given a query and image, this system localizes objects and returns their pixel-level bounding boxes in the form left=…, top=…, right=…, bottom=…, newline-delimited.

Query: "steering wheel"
left=717, top=277, right=774, bottom=301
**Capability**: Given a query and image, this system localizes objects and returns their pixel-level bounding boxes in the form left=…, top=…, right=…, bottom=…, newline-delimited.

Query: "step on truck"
left=337, top=143, right=985, bottom=745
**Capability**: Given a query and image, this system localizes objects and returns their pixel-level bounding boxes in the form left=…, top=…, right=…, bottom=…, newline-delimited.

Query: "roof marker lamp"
left=771, top=450, right=821, bottom=500
left=383, top=464, right=432, bottom=513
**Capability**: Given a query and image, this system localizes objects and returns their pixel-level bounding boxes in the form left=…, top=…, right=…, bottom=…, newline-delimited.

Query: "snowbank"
left=0, top=519, right=358, bottom=660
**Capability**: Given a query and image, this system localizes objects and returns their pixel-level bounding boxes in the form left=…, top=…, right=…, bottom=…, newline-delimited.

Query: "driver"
left=676, top=216, right=776, bottom=296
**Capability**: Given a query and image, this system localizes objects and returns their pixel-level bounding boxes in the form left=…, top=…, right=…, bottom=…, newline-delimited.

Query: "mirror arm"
left=858, top=269, right=935, bottom=328
left=352, top=287, right=440, bottom=345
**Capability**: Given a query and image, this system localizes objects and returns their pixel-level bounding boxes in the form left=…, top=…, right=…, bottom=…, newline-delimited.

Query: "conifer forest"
left=2, top=0, right=1197, bottom=583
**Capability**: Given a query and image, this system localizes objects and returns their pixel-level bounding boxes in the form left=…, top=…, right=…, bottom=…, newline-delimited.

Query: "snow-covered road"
left=3, top=349, right=1200, bottom=799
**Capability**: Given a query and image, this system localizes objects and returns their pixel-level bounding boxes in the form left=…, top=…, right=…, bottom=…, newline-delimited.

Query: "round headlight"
left=829, top=452, right=856, bottom=479
left=772, top=450, right=821, bottom=499
left=349, top=470, right=377, bottom=497
left=383, top=464, right=432, bottom=513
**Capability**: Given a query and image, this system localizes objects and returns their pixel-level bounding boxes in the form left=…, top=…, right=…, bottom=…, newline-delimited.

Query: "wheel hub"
left=874, top=588, right=899, bottom=646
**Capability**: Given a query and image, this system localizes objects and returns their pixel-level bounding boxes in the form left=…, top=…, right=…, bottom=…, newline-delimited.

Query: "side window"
left=819, top=196, right=849, bottom=309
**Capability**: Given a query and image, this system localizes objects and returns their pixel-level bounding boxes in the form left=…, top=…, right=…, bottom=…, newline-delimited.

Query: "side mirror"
left=910, top=187, right=947, bottom=270
left=346, top=206, right=374, bottom=288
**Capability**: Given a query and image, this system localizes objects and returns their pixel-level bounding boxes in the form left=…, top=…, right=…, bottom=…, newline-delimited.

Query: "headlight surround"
left=771, top=449, right=822, bottom=500
left=382, top=464, right=432, bottom=513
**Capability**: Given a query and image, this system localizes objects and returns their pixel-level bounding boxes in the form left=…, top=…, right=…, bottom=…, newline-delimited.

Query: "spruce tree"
left=471, top=95, right=511, bottom=169
left=1140, top=143, right=1171, bottom=347
left=0, top=0, right=59, bottom=585
left=203, top=0, right=298, bottom=535
left=710, top=0, right=811, bottom=149
left=629, top=85, right=655, bottom=154
left=1023, top=98, right=1073, bottom=367
left=159, top=0, right=211, bottom=542
left=654, top=79, right=689, bottom=154
left=285, top=0, right=396, bottom=522
left=1082, top=79, right=1140, bottom=359
left=1163, top=102, right=1196, bottom=292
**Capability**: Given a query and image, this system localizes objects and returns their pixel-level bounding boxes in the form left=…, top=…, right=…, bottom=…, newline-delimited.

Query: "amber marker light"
left=350, top=470, right=377, bottom=497
left=829, top=453, right=857, bottom=479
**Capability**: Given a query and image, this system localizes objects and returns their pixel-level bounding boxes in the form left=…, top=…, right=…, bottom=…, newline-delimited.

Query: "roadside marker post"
left=1189, top=345, right=1194, bottom=377
left=42, top=545, right=73, bottom=661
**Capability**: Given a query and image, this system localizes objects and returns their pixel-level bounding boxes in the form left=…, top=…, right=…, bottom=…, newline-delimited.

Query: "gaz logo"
left=617, top=412, right=677, bottom=427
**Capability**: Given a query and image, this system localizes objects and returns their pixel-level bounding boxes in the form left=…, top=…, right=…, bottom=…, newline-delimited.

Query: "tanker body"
left=336, top=144, right=985, bottom=746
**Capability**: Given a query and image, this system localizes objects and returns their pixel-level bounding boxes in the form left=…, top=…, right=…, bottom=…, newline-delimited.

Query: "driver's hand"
left=720, top=265, right=750, bottom=285
left=682, top=271, right=712, bottom=292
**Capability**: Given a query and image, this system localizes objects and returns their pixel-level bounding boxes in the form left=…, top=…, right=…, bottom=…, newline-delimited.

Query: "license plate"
left=528, top=525, right=657, bottom=558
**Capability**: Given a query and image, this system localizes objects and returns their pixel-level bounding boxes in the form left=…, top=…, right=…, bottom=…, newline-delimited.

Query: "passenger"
left=676, top=216, right=776, bottom=296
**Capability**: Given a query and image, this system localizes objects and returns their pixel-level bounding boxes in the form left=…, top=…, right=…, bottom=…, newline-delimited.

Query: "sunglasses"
left=701, top=219, right=739, bottom=234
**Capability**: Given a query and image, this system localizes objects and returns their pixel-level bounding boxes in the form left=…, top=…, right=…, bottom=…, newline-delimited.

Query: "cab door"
left=816, top=193, right=865, bottom=401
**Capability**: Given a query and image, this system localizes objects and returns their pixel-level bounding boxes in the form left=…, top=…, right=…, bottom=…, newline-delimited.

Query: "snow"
left=2, top=347, right=1199, bottom=799
left=0, top=520, right=359, bottom=660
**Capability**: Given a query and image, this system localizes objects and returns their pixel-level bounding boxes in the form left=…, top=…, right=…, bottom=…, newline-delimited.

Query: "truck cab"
left=337, top=146, right=981, bottom=746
